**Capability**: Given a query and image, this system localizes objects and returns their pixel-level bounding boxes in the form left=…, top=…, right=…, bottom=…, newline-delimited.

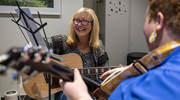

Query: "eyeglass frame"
left=73, top=19, right=93, bottom=26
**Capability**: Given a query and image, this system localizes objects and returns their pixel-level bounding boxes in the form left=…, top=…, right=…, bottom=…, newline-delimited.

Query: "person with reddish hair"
left=59, top=0, right=180, bottom=100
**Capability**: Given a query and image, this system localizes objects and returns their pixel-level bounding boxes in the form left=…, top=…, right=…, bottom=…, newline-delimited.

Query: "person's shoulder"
left=98, top=41, right=105, bottom=48
left=94, top=41, right=106, bottom=56
left=161, top=46, right=180, bottom=69
left=164, top=46, right=180, bottom=63
left=96, top=41, right=104, bottom=50
left=59, top=34, right=68, bottom=40
left=50, top=34, right=67, bottom=41
left=171, top=46, right=180, bottom=56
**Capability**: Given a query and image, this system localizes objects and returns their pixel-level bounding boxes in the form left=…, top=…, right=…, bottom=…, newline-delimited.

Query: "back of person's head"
left=148, top=0, right=180, bottom=34
left=67, top=7, right=100, bottom=49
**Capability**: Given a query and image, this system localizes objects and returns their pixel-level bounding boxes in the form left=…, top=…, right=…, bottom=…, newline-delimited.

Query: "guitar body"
left=21, top=53, right=83, bottom=99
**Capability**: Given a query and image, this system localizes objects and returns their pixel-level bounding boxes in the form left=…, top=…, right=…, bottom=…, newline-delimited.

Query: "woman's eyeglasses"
left=73, top=19, right=92, bottom=26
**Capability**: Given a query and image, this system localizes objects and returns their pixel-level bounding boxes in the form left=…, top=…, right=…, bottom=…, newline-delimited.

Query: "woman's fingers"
left=100, top=66, right=127, bottom=80
left=100, top=69, right=116, bottom=80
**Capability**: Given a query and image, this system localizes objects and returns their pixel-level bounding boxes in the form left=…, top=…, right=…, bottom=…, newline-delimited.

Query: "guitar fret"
left=80, top=69, right=83, bottom=74
left=79, top=66, right=118, bottom=75
left=102, top=68, right=104, bottom=73
left=88, top=69, right=90, bottom=74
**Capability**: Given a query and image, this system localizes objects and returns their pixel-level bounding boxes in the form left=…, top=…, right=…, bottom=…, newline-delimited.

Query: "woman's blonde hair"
left=66, top=7, right=100, bottom=50
left=149, top=0, right=180, bottom=34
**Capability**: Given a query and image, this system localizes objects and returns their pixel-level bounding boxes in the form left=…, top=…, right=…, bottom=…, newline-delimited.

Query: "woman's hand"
left=59, top=69, right=93, bottom=100
left=100, top=64, right=125, bottom=80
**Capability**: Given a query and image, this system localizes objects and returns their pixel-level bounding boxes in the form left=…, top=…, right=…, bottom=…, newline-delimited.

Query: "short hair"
left=66, top=7, right=101, bottom=50
left=148, top=0, right=180, bottom=34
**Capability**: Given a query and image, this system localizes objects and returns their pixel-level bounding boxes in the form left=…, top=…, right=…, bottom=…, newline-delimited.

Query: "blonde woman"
left=47, top=7, right=109, bottom=100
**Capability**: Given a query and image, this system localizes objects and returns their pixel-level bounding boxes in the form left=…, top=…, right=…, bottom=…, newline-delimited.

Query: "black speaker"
left=127, top=52, right=147, bottom=65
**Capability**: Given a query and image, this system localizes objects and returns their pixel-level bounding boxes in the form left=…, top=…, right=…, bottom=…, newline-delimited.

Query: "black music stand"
left=11, top=1, right=52, bottom=100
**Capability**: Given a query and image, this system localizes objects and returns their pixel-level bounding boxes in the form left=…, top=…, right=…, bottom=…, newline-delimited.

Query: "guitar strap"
left=93, top=39, right=180, bottom=98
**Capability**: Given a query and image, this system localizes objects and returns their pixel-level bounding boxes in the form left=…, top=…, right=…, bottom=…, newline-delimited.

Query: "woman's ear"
left=156, top=12, right=164, bottom=31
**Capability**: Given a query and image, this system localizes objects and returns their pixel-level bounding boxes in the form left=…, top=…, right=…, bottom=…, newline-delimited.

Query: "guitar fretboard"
left=78, top=66, right=117, bottom=75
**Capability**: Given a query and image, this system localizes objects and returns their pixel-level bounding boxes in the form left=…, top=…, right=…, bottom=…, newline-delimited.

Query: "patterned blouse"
left=47, top=34, right=109, bottom=81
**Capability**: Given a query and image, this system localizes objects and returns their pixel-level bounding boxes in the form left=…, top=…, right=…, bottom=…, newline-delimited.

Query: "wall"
left=84, top=0, right=149, bottom=66
left=130, top=0, right=149, bottom=52
left=105, top=0, right=130, bottom=66
left=106, top=0, right=149, bottom=66
left=0, top=0, right=83, bottom=97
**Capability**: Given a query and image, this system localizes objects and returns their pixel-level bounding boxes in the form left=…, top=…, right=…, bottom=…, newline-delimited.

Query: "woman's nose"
left=78, top=22, right=83, bottom=26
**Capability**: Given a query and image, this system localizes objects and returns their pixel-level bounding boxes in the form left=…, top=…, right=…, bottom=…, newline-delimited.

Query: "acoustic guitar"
left=0, top=47, right=117, bottom=99
left=21, top=53, right=82, bottom=99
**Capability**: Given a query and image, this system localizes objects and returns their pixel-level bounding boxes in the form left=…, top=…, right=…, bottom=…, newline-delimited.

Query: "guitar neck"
left=79, top=66, right=117, bottom=75
left=0, top=48, right=118, bottom=97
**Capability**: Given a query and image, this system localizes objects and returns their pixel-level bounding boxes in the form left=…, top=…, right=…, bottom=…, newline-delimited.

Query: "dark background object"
left=127, top=52, right=147, bottom=65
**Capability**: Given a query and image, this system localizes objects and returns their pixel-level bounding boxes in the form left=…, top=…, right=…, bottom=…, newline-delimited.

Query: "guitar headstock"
left=0, top=47, right=74, bottom=82
left=0, top=47, right=39, bottom=79
left=0, top=47, right=24, bottom=75
left=0, top=47, right=24, bottom=66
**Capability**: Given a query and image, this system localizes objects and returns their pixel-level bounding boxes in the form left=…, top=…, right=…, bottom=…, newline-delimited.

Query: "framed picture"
left=0, top=0, right=61, bottom=15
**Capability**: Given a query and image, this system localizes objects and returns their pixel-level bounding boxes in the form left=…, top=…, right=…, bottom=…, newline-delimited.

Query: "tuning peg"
left=24, top=43, right=32, bottom=51
left=48, top=48, right=53, bottom=54
left=27, top=46, right=46, bottom=60
left=11, top=62, right=27, bottom=80
left=1, top=48, right=24, bottom=67
left=11, top=65, right=31, bottom=80
left=0, top=67, right=7, bottom=75
left=41, top=53, right=48, bottom=64
left=0, top=54, right=9, bottom=64
left=12, top=71, right=21, bottom=80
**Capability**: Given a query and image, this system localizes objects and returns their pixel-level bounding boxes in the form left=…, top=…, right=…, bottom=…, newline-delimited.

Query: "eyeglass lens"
left=73, top=19, right=90, bottom=26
